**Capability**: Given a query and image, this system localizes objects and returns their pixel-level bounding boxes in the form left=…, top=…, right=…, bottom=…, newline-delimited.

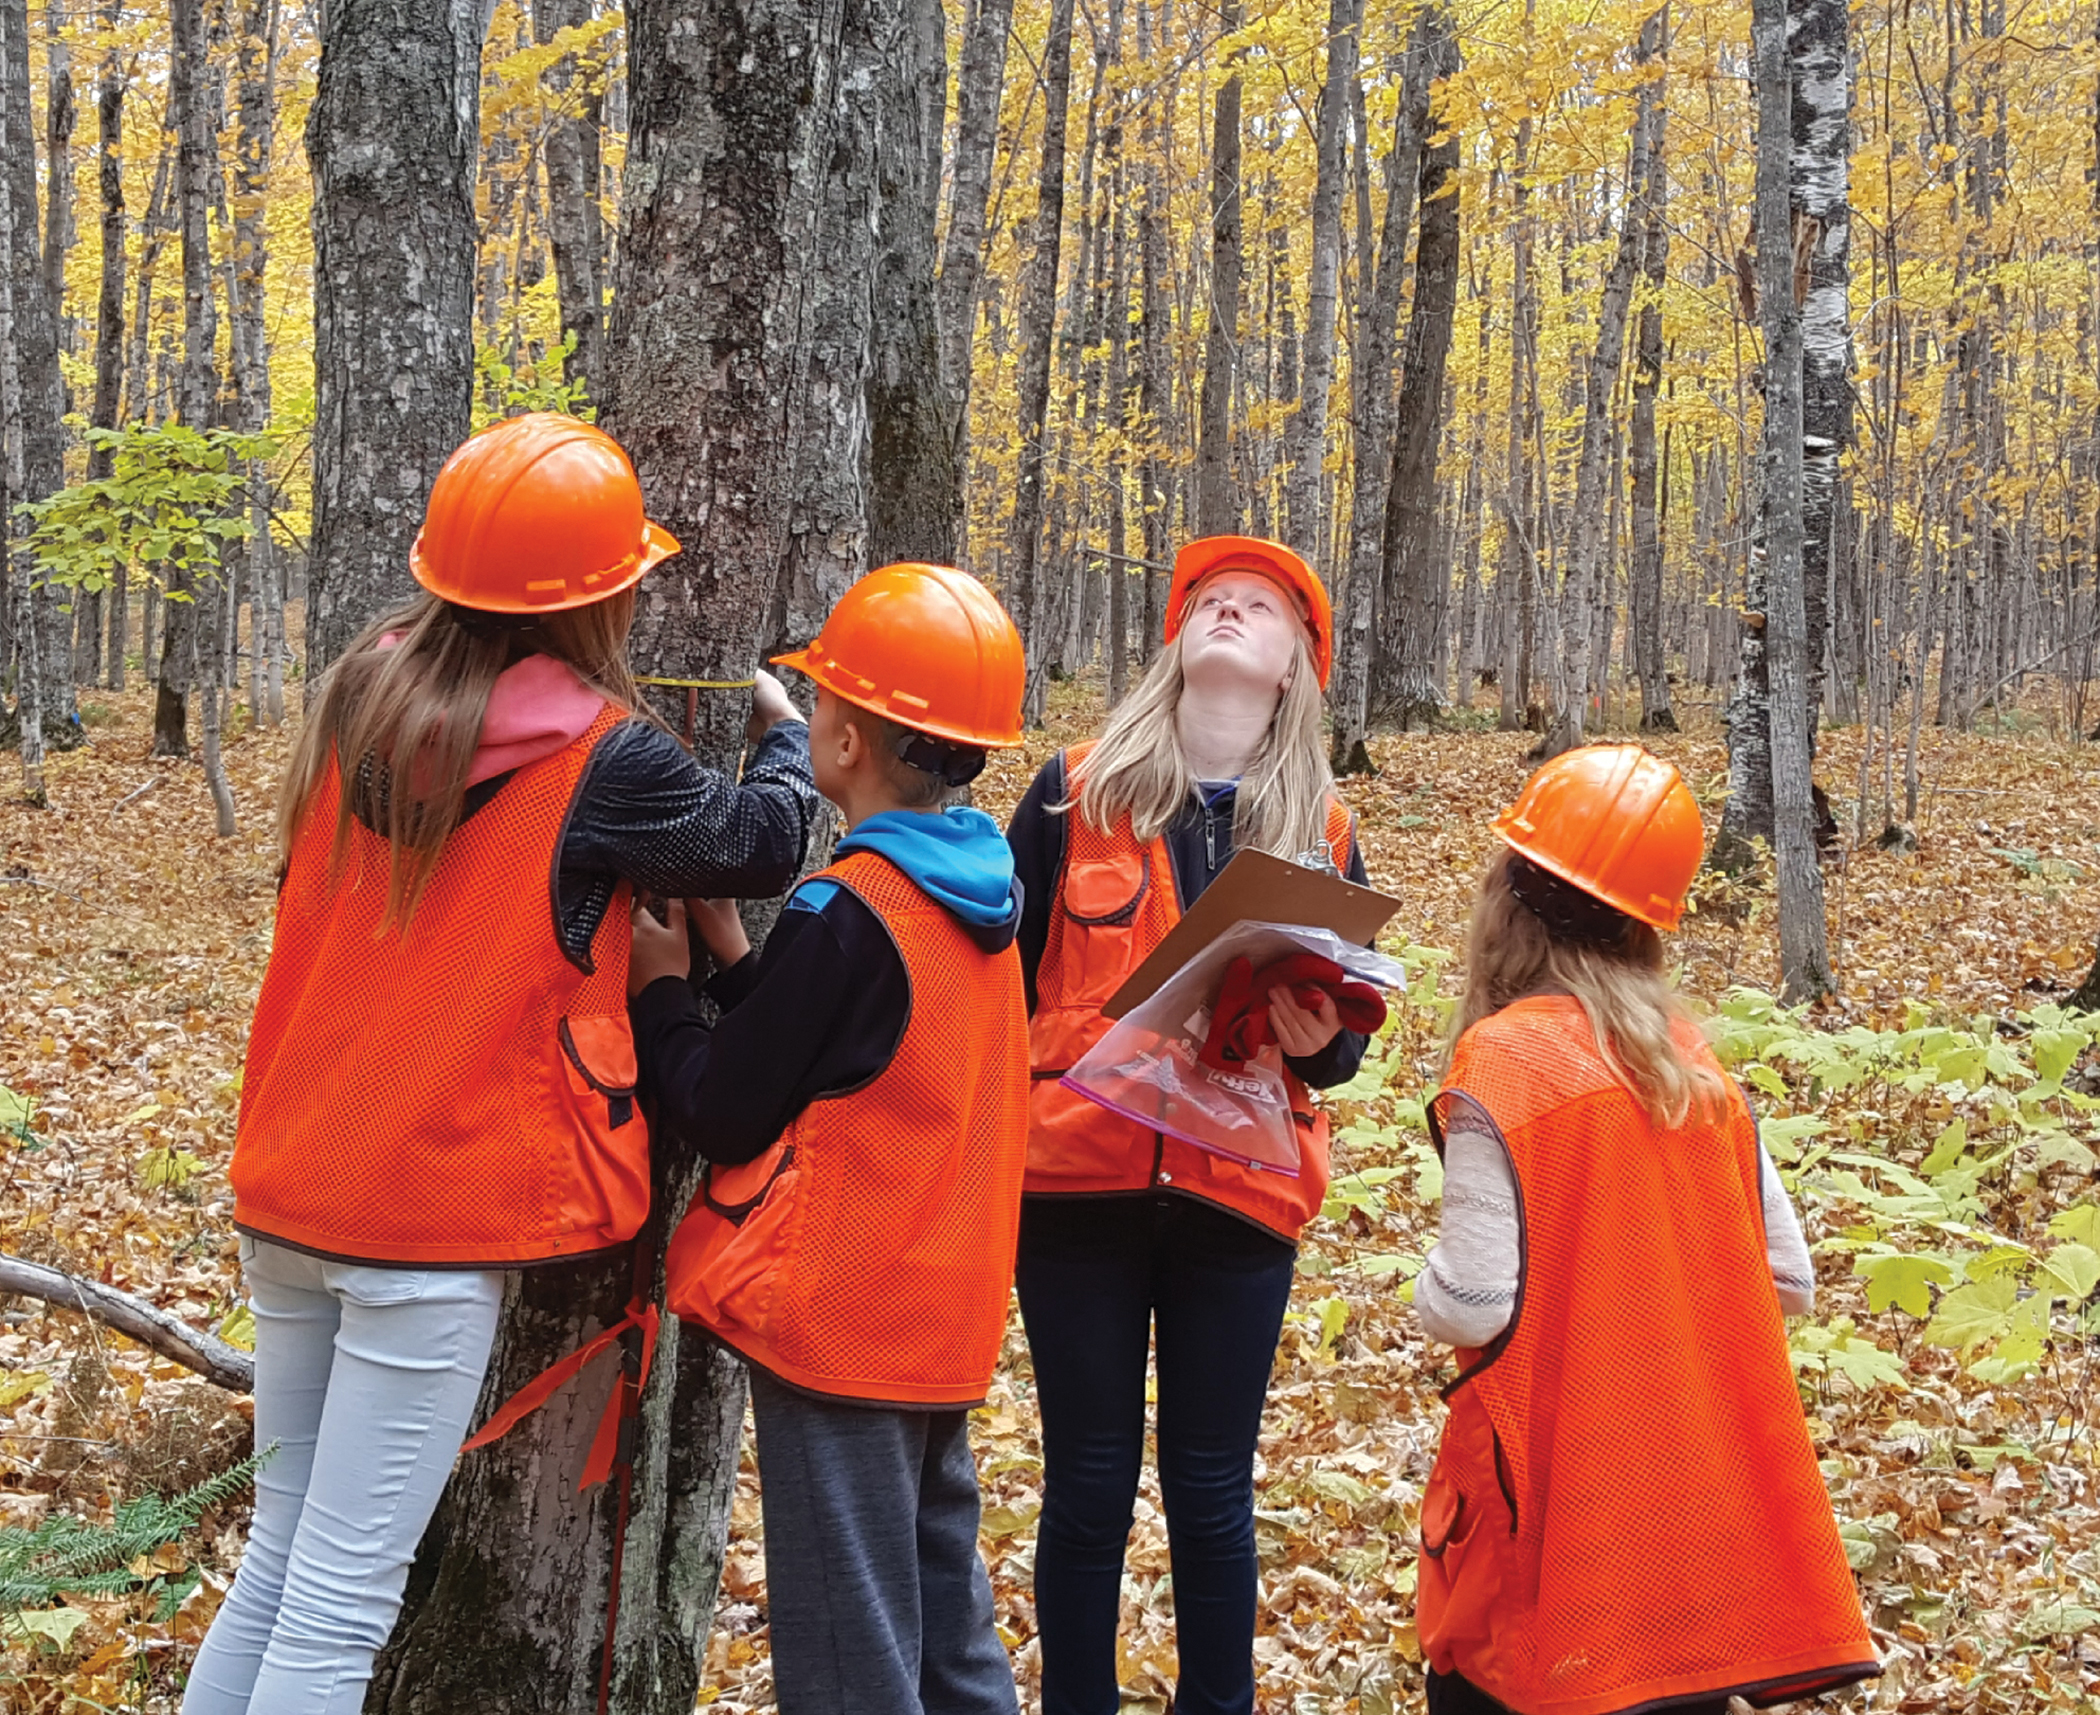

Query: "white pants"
left=183, top=1237, right=504, bottom=1715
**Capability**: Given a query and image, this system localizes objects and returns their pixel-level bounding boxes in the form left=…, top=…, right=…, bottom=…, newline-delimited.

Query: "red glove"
left=1198, top=952, right=1386, bottom=1069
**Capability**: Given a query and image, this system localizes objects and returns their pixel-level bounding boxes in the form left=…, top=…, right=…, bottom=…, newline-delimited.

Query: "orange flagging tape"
left=461, top=1299, right=660, bottom=1492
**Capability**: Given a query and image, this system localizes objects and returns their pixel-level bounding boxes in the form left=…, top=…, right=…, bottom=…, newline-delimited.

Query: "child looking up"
left=633, top=563, right=1031, bottom=1715
left=1415, top=744, right=1877, bottom=1715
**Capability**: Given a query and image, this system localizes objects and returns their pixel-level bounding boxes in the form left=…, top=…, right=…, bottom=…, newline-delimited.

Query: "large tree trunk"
left=1280, top=0, right=1357, bottom=553
left=1374, top=49, right=1461, bottom=733
left=380, top=0, right=875, bottom=1698
left=867, top=0, right=960, bottom=567
left=1327, top=22, right=1432, bottom=772
left=303, top=0, right=482, bottom=677
left=1005, top=0, right=1078, bottom=722
left=1629, top=9, right=1674, bottom=731
left=1192, top=0, right=1243, bottom=535
left=1751, top=0, right=1831, bottom=999
left=2, top=0, right=77, bottom=751
left=532, top=0, right=605, bottom=396
left=1537, top=7, right=1663, bottom=759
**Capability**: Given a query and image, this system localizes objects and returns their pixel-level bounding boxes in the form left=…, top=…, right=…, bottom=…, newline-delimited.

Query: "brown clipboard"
left=1100, top=847, right=1402, bottom=1020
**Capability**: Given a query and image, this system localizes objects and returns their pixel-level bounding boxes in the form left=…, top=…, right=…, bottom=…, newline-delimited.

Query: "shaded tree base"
left=1330, top=734, right=1379, bottom=778
left=1638, top=707, right=1679, bottom=733
left=152, top=684, right=191, bottom=758
left=0, top=707, right=91, bottom=755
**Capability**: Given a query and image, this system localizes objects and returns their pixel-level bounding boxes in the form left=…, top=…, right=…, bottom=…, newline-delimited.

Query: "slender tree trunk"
left=42, top=0, right=74, bottom=373
left=1497, top=77, right=1538, bottom=733
left=1375, top=60, right=1460, bottom=733
left=1630, top=10, right=1674, bottom=731
left=83, top=0, right=124, bottom=690
left=231, top=0, right=281, bottom=722
left=1280, top=0, right=1357, bottom=552
left=1193, top=0, right=1243, bottom=535
left=3, top=0, right=77, bottom=749
left=1134, top=0, right=1172, bottom=661
left=1006, top=0, right=1078, bottom=722
left=533, top=0, right=604, bottom=395
left=1328, top=21, right=1433, bottom=772
left=1751, top=0, right=1830, bottom=998
left=303, top=0, right=483, bottom=675
left=1795, top=0, right=1849, bottom=736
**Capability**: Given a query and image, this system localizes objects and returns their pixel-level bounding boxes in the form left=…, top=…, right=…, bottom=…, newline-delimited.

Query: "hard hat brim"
left=771, top=646, right=1025, bottom=750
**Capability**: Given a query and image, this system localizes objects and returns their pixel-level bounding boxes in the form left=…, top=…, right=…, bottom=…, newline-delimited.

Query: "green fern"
left=0, top=1444, right=273, bottom=1612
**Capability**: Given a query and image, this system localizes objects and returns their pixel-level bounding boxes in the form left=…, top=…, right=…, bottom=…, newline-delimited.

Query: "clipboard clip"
left=1295, top=839, right=1343, bottom=878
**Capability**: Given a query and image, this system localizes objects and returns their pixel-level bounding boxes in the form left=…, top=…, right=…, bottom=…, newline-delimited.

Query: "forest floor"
left=3, top=671, right=2099, bottom=1712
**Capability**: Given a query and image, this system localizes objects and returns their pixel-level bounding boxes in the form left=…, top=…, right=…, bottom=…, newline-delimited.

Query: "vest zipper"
left=1204, top=804, right=1217, bottom=870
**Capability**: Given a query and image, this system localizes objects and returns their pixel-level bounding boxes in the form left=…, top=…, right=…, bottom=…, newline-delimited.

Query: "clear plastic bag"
left=1060, top=922, right=1409, bottom=1175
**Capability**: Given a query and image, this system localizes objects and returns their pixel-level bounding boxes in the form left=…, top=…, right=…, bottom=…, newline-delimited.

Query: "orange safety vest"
left=1024, top=744, right=1356, bottom=1242
left=1418, top=994, right=1877, bottom=1715
left=235, top=703, right=651, bottom=1267
left=664, top=849, right=1030, bottom=1407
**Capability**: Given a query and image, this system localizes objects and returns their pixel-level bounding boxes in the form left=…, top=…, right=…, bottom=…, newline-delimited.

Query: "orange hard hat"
left=772, top=563, right=1025, bottom=749
left=1494, top=744, right=1704, bottom=931
left=1164, top=535, right=1333, bottom=688
left=410, top=413, right=681, bottom=614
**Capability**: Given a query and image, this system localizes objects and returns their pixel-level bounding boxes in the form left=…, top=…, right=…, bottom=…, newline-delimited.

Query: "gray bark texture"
left=1134, top=0, right=1171, bottom=657
left=78, top=0, right=123, bottom=688
left=1193, top=0, right=1244, bottom=536
left=41, top=0, right=72, bottom=369
left=1539, top=9, right=1662, bottom=758
left=1496, top=96, right=1538, bottom=733
left=867, top=0, right=961, bottom=567
left=1005, top=0, right=1077, bottom=722
left=2, top=0, right=77, bottom=750
left=231, top=0, right=283, bottom=721
left=936, top=0, right=1013, bottom=418
left=303, top=0, right=483, bottom=676
left=1326, top=23, right=1431, bottom=772
left=532, top=0, right=605, bottom=395
left=1749, top=0, right=1831, bottom=999
left=1374, top=38, right=1461, bottom=733
left=1280, top=0, right=1357, bottom=552
left=1630, top=11, right=1674, bottom=731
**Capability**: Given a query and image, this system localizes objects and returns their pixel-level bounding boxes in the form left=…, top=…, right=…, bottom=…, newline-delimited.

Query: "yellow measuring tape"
left=633, top=674, right=759, bottom=690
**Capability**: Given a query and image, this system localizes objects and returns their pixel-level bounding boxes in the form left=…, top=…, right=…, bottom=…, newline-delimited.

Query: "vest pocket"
left=1058, top=850, right=1150, bottom=1003
left=556, top=1014, right=650, bottom=1241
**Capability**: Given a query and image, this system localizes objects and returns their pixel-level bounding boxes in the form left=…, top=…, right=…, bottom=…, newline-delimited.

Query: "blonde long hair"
left=1447, top=846, right=1725, bottom=1127
left=1070, top=631, right=1333, bottom=858
left=278, top=589, right=642, bottom=929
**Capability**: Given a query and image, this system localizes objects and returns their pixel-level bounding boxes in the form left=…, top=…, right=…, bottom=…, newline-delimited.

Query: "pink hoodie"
left=376, top=635, right=607, bottom=786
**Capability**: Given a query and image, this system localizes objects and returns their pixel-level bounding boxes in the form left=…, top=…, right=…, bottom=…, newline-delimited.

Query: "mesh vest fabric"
left=1024, top=742, right=1355, bottom=1242
left=234, top=703, right=650, bottom=1267
left=1417, top=995, right=1877, bottom=1715
left=663, top=849, right=1030, bottom=1407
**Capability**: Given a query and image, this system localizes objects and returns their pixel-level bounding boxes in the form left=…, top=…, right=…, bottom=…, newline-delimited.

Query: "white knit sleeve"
left=1759, top=1140, right=1816, bottom=1316
left=1414, top=1110, right=1521, bottom=1348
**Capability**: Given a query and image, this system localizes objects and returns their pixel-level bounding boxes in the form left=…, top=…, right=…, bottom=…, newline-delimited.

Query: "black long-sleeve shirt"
left=1005, top=751, right=1372, bottom=1089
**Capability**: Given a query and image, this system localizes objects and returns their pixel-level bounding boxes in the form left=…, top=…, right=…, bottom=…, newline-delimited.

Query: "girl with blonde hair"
left=1006, top=536, right=1374, bottom=1715
left=1413, top=744, right=1876, bottom=1715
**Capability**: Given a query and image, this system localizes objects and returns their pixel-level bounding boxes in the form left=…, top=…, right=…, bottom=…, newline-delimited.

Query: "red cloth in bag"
left=1198, top=952, right=1387, bottom=1070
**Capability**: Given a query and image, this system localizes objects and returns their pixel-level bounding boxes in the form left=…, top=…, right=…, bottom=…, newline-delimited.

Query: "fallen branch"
left=0, top=1255, right=254, bottom=1393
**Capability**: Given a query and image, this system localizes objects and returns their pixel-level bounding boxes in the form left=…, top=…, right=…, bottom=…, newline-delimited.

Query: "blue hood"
left=835, top=806, right=1023, bottom=948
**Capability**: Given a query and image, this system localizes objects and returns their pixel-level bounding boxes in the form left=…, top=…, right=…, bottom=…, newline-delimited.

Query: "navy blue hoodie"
left=631, top=806, right=1023, bottom=1169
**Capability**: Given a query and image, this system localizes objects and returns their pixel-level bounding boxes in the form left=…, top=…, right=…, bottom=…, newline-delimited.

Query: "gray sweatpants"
left=749, top=1368, right=1021, bottom=1715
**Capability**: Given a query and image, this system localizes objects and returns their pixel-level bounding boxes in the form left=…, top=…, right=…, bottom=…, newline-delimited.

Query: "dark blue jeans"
left=1014, top=1193, right=1298, bottom=1715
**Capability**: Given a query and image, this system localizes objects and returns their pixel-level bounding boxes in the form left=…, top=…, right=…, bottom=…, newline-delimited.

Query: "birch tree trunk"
left=1375, top=46, right=1460, bottom=733
left=1279, top=0, right=1357, bottom=550
left=1539, top=8, right=1662, bottom=758
left=1751, top=0, right=1831, bottom=999
left=1795, top=0, right=1850, bottom=734
left=1629, top=10, right=1674, bottom=731
left=1006, top=0, right=1078, bottom=722
left=1193, top=0, right=1244, bottom=535
left=532, top=0, right=605, bottom=395
left=2, top=0, right=77, bottom=750
left=1327, top=21, right=1431, bottom=771
left=303, top=0, right=482, bottom=675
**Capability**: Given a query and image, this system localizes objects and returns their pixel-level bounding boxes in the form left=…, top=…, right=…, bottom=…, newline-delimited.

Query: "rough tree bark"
left=1375, top=38, right=1461, bottom=733
left=1005, top=0, right=1077, bottom=722
left=1750, top=0, right=1832, bottom=999
left=376, top=0, right=870, bottom=1700
left=1279, top=0, right=1357, bottom=551
left=231, top=0, right=282, bottom=722
left=1327, top=21, right=1432, bottom=772
left=1538, top=7, right=1663, bottom=758
left=532, top=0, right=605, bottom=395
left=42, top=0, right=73, bottom=366
left=867, top=0, right=961, bottom=567
left=1193, top=0, right=1244, bottom=534
left=2, top=0, right=77, bottom=750
left=1629, top=7, right=1674, bottom=731
left=303, top=0, right=482, bottom=676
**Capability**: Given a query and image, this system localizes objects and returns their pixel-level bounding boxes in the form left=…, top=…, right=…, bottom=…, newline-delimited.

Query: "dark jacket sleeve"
left=1006, top=753, right=1069, bottom=1016
left=629, top=886, right=909, bottom=1166
left=1280, top=825, right=1375, bottom=1090
left=556, top=718, right=818, bottom=967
